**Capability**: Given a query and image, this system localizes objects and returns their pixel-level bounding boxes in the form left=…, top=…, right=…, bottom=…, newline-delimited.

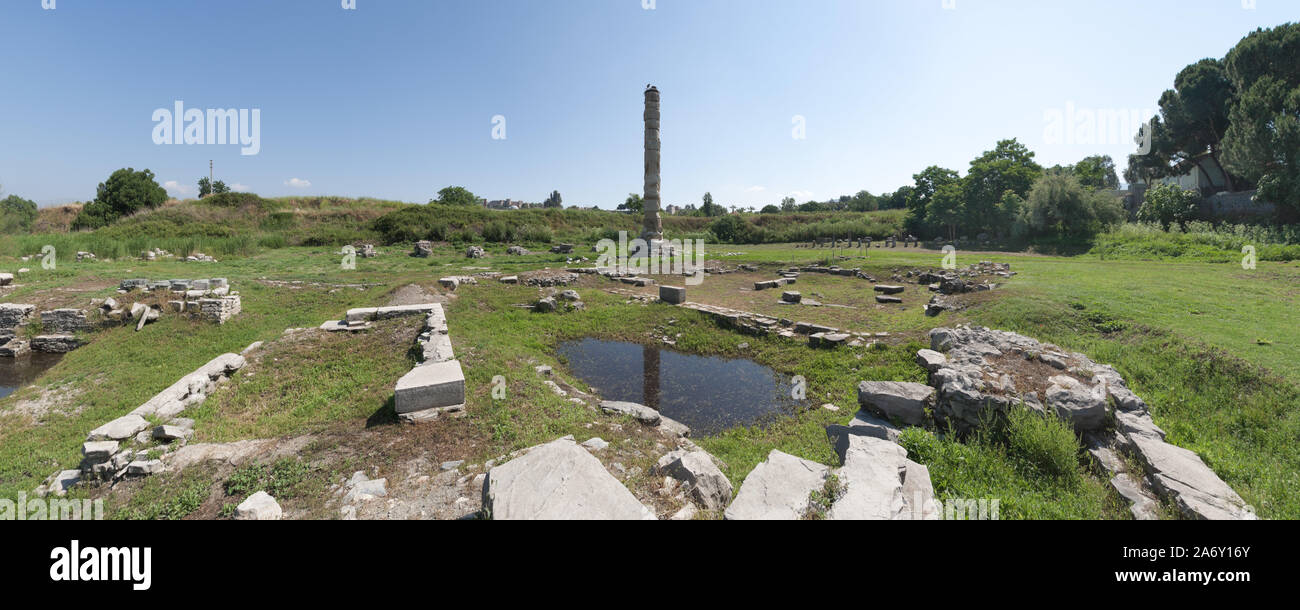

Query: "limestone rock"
left=856, top=381, right=934, bottom=426
left=725, top=450, right=829, bottom=520
left=828, top=435, right=908, bottom=520
left=235, top=491, right=283, bottom=520
left=483, top=437, right=655, bottom=520
left=654, top=449, right=733, bottom=511
left=599, top=400, right=661, bottom=425
left=87, top=414, right=151, bottom=441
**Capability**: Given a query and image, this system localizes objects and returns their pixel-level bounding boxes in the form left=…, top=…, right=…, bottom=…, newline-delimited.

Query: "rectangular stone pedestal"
left=394, top=360, right=466, bottom=414
left=659, top=285, right=685, bottom=304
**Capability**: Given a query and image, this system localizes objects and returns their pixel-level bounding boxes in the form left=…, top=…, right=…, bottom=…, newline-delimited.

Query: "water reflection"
left=556, top=337, right=806, bottom=436
left=0, top=352, right=64, bottom=399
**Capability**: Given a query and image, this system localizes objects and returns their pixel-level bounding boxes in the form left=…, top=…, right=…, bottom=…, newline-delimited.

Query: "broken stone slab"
left=394, top=360, right=466, bottom=415
left=235, top=491, right=283, bottom=520
left=135, top=308, right=159, bottom=331
left=724, top=450, right=829, bottom=520
left=658, top=285, right=686, bottom=304
left=0, top=303, right=36, bottom=328
left=599, top=400, right=661, bottom=425
left=153, top=425, right=193, bottom=442
left=809, top=332, right=850, bottom=348
left=873, top=285, right=905, bottom=295
left=41, top=309, right=91, bottom=333
left=901, top=460, right=940, bottom=520
left=581, top=437, right=609, bottom=451
left=87, top=414, right=151, bottom=442
left=1045, top=383, right=1110, bottom=431
left=1129, top=435, right=1255, bottom=520
left=438, top=277, right=460, bottom=290
left=828, top=435, right=908, bottom=520
left=654, top=449, right=733, bottom=511
left=31, top=335, right=82, bottom=353
left=420, top=332, right=455, bottom=364
left=857, top=381, right=934, bottom=427
left=827, top=411, right=902, bottom=460
left=483, top=437, right=656, bottom=520
left=657, top=414, right=690, bottom=438
left=915, top=349, right=947, bottom=373
left=81, top=441, right=120, bottom=464
left=0, top=340, right=30, bottom=357
left=42, top=470, right=82, bottom=497
left=875, top=295, right=902, bottom=304
left=1111, top=474, right=1160, bottom=520
left=125, top=460, right=166, bottom=477
left=781, top=291, right=802, bottom=304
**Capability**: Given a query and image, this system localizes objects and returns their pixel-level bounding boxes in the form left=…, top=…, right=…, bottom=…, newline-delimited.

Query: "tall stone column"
left=643, top=85, right=663, bottom=242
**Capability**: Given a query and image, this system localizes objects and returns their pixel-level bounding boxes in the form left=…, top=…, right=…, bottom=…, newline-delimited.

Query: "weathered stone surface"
left=235, top=491, right=283, bottom=520
left=781, top=291, right=801, bottom=304
left=41, top=309, right=90, bottom=333
left=81, top=441, right=119, bottom=463
left=829, top=435, right=908, bottom=520
left=394, top=360, right=466, bottom=414
left=901, top=460, right=940, bottom=520
left=438, top=277, right=460, bottom=290
left=654, top=449, right=733, bottom=511
left=873, top=285, right=905, bottom=295
left=44, top=470, right=82, bottom=497
left=857, top=381, right=933, bottom=426
left=1130, top=435, right=1255, bottom=520
left=1045, top=383, right=1110, bottom=431
left=533, top=297, right=556, bottom=313
left=827, top=411, right=902, bottom=460
left=0, top=303, right=36, bottom=328
left=875, top=295, right=902, bottom=304
left=599, top=400, right=661, bottom=425
left=420, top=332, right=455, bottom=364
left=87, top=414, right=151, bottom=441
left=483, top=437, right=655, bottom=520
left=658, top=285, right=686, bottom=304
left=725, top=450, right=829, bottom=520
left=152, top=425, right=193, bottom=442
left=0, top=273, right=12, bottom=286
left=412, top=241, right=433, bottom=257
left=657, top=414, right=690, bottom=438
left=32, top=335, right=82, bottom=353
left=1111, top=474, right=1160, bottom=520
left=915, top=349, right=947, bottom=372
left=125, top=460, right=166, bottom=477
left=465, top=245, right=486, bottom=258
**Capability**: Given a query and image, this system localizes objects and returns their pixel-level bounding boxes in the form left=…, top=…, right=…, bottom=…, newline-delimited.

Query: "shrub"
left=1137, top=183, right=1202, bottom=229
left=1020, top=173, right=1124, bottom=239
left=481, top=220, right=515, bottom=243
left=72, top=168, right=167, bottom=230
left=0, top=194, right=38, bottom=233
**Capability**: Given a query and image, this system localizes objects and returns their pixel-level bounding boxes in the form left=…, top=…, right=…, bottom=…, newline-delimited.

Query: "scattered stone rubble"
left=920, top=325, right=1255, bottom=520
left=412, top=241, right=434, bottom=258
left=34, top=350, right=249, bottom=496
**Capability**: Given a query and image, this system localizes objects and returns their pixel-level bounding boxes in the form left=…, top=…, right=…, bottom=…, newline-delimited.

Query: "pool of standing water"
left=0, top=352, right=64, bottom=399
left=556, top=337, right=807, bottom=436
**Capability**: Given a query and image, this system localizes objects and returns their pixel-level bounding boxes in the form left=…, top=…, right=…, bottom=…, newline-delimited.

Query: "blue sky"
left=0, top=0, right=1294, bottom=208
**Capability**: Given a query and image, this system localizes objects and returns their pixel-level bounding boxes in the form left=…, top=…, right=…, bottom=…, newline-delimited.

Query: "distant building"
left=482, top=199, right=537, bottom=210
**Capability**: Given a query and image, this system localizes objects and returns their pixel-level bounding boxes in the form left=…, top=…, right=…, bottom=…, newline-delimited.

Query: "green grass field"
left=1, top=240, right=1296, bottom=519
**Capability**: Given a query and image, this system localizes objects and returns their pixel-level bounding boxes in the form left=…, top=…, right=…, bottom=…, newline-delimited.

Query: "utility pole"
left=208, top=160, right=213, bottom=197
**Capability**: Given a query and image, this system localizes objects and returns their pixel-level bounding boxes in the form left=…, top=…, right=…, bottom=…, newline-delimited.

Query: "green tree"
left=1222, top=23, right=1300, bottom=221
left=198, top=176, right=212, bottom=197
left=1137, top=183, right=1202, bottom=229
left=797, top=200, right=827, bottom=212
left=699, top=192, right=724, bottom=217
left=213, top=180, right=230, bottom=194
left=929, top=182, right=965, bottom=241
left=709, top=214, right=745, bottom=242
left=0, top=194, right=38, bottom=233
left=1020, top=173, right=1124, bottom=240
left=963, top=139, right=1042, bottom=234
left=848, top=190, right=878, bottom=212
left=1070, top=155, right=1121, bottom=191
left=906, top=166, right=961, bottom=236
left=72, top=168, right=168, bottom=230
left=779, top=196, right=796, bottom=212
left=759, top=204, right=780, bottom=214
left=434, top=186, right=480, bottom=206
left=619, top=193, right=644, bottom=214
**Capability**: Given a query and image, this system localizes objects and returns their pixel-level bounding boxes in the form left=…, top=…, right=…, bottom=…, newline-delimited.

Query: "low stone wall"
left=35, top=350, right=250, bottom=497
left=916, top=325, right=1255, bottom=520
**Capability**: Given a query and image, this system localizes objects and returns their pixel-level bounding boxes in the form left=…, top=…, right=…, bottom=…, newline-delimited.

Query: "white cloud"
left=230, top=183, right=250, bottom=192
left=784, top=190, right=814, bottom=200
left=745, top=185, right=766, bottom=193
left=284, top=178, right=311, bottom=189
left=163, top=180, right=194, bottom=197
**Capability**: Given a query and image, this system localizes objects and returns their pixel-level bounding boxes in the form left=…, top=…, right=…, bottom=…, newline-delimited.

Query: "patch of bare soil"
left=384, top=283, right=444, bottom=306
left=984, top=352, right=1088, bottom=398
